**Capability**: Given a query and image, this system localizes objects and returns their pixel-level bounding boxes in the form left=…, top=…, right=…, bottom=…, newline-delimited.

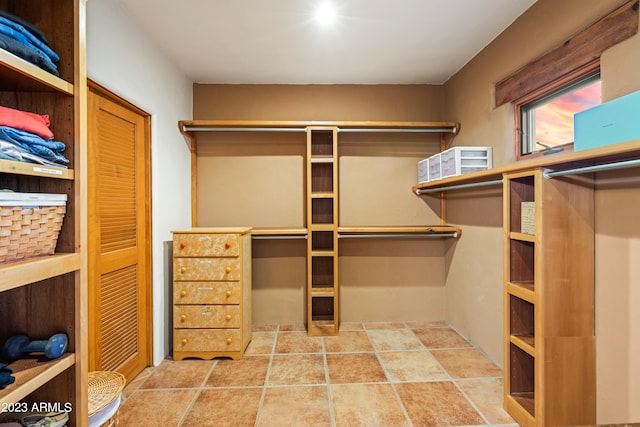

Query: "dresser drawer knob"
left=226, top=314, right=232, bottom=321
left=180, top=267, right=186, bottom=274
left=225, top=266, right=232, bottom=273
left=179, top=242, right=185, bottom=249
left=180, top=290, right=187, bottom=298
left=180, top=314, right=187, bottom=322
left=225, top=242, right=231, bottom=249
left=226, top=338, right=232, bottom=345
left=181, top=338, right=187, bottom=345
left=226, top=290, right=232, bottom=297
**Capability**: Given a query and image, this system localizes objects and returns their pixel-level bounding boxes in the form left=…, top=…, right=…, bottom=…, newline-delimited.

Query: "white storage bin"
left=441, top=146, right=492, bottom=178
left=428, top=154, right=442, bottom=181
left=417, top=158, right=429, bottom=183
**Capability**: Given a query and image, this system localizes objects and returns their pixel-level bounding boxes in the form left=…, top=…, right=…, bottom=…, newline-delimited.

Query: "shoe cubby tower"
left=503, top=168, right=595, bottom=427
left=0, top=0, right=87, bottom=425
left=306, top=127, right=339, bottom=336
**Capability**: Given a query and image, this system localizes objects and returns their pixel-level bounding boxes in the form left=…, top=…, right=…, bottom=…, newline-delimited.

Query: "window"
left=518, top=71, right=601, bottom=158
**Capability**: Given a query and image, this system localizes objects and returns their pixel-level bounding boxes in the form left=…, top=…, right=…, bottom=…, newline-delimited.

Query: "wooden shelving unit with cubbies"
left=0, top=1, right=87, bottom=425
left=503, top=169, right=595, bottom=427
left=306, top=127, right=339, bottom=336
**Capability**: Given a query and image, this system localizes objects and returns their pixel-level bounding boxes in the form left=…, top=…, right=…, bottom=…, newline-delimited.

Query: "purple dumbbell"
left=1, top=333, right=68, bottom=360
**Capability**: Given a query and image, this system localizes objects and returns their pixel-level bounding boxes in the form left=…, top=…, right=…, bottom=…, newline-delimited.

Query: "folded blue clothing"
left=0, top=23, right=58, bottom=76
left=0, top=362, right=11, bottom=372
left=0, top=16, right=58, bottom=62
left=0, top=139, right=67, bottom=167
left=0, top=126, right=68, bottom=164
left=0, top=372, right=15, bottom=389
left=0, top=32, right=58, bottom=76
left=0, top=9, right=48, bottom=44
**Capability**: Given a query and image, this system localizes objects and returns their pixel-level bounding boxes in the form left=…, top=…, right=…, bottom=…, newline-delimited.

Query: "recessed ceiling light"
left=316, top=3, right=336, bottom=25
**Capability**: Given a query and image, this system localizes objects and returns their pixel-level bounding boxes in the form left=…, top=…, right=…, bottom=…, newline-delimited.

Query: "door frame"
left=88, top=79, right=154, bottom=371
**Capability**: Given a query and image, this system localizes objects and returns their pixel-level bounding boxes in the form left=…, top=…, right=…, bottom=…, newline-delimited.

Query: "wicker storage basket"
left=88, top=371, right=126, bottom=427
left=0, top=192, right=67, bottom=263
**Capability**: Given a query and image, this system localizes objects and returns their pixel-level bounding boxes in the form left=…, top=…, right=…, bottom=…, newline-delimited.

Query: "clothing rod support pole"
left=416, top=179, right=503, bottom=195
left=338, top=233, right=458, bottom=239
left=543, top=158, right=640, bottom=178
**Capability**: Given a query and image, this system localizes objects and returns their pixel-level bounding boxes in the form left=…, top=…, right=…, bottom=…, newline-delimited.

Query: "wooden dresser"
left=172, top=228, right=252, bottom=360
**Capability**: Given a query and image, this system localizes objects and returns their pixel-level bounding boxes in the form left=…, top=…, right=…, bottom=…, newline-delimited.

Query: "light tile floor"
left=118, top=321, right=517, bottom=427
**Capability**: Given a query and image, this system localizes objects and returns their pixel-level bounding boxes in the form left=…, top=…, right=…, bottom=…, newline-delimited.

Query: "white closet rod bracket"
left=415, top=179, right=504, bottom=195
left=543, top=158, right=640, bottom=178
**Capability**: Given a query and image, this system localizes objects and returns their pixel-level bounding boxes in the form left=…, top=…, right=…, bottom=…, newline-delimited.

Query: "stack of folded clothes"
left=0, top=105, right=69, bottom=167
left=0, top=362, right=15, bottom=389
left=0, top=9, right=59, bottom=75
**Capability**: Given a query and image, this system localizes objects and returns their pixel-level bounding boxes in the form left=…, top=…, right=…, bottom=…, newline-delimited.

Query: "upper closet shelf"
left=179, top=120, right=460, bottom=148
left=0, top=49, right=73, bottom=95
left=414, top=138, right=640, bottom=194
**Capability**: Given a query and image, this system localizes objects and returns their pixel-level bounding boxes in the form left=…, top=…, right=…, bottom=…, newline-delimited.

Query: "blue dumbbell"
left=1, top=333, right=68, bottom=360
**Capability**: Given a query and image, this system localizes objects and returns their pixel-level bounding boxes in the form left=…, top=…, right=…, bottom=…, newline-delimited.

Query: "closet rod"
left=338, top=128, right=456, bottom=134
left=252, top=235, right=307, bottom=240
left=543, top=158, right=640, bottom=178
left=338, top=232, right=458, bottom=239
left=415, top=179, right=504, bottom=195
left=182, top=126, right=307, bottom=132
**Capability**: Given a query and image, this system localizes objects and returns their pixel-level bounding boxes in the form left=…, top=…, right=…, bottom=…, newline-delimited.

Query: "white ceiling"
left=117, top=0, right=536, bottom=85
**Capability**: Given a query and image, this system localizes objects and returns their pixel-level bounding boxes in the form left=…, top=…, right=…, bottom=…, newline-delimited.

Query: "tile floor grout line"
left=321, top=336, right=338, bottom=427
left=365, top=327, right=416, bottom=427
left=253, top=324, right=280, bottom=426
left=175, top=387, right=204, bottom=427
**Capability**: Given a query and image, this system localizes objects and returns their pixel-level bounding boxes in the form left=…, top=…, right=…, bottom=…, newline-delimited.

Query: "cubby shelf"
left=0, top=48, right=74, bottom=94
left=0, top=1, right=87, bottom=424
left=0, top=354, right=75, bottom=406
left=503, top=168, right=595, bottom=427
left=0, top=159, right=74, bottom=180
left=0, top=254, right=81, bottom=293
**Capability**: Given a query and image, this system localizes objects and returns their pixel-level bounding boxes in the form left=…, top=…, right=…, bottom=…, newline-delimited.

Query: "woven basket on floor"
left=88, top=371, right=126, bottom=427
left=0, top=204, right=66, bottom=263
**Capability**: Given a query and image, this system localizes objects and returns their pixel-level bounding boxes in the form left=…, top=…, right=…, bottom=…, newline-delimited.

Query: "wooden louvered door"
left=88, top=83, right=152, bottom=382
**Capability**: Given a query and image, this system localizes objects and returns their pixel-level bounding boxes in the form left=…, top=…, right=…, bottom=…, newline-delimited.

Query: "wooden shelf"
left=310, top=156, right=334, bottom=163
left=506, top=393, right=536, bottom=421
left=251, top=228, right=307, bottom=237
left=0, top=254, right=81, bottom=293
left=507, top=282, right=535, bottom=303
left=0, top=354, right=75, bottom=406
left=0, top=49, right=74, bottom=95
left=414, top=138, right=640, bottom=194
left=338, top=225, right=461, bottom=237
left=511, top=335, right=535, bottom=356
left=0, top=159, right=74, bottom=180
left=509, top=232, right=536, bottom=243
left=311, top=287, right=335, bottom=297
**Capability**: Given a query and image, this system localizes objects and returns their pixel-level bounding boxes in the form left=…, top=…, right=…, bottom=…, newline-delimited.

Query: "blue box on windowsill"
left=574, top=90, right=640, bottom=152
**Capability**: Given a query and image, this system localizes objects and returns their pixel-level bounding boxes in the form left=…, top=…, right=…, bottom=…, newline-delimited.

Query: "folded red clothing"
left=0, top=105, right=53, bottom=140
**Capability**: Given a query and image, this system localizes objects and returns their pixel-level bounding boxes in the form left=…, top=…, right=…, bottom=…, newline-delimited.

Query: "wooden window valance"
left=495, top=0, right=639, bottom=107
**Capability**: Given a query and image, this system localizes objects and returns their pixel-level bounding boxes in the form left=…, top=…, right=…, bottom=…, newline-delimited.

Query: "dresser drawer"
left=174, top=305, right=240, bottom=328
left=173, top=233, right=239, bottom=257
left=173, top=257, right=241, bottom=281
left=174, top=281, right=240, bottom=304
left=174, top=329, right=242, bottom=352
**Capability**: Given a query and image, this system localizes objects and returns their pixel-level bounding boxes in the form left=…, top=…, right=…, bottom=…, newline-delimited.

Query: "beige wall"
left=442, top=0, right=640, bottom=422
left=194, top=84, right=448, bottom=325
